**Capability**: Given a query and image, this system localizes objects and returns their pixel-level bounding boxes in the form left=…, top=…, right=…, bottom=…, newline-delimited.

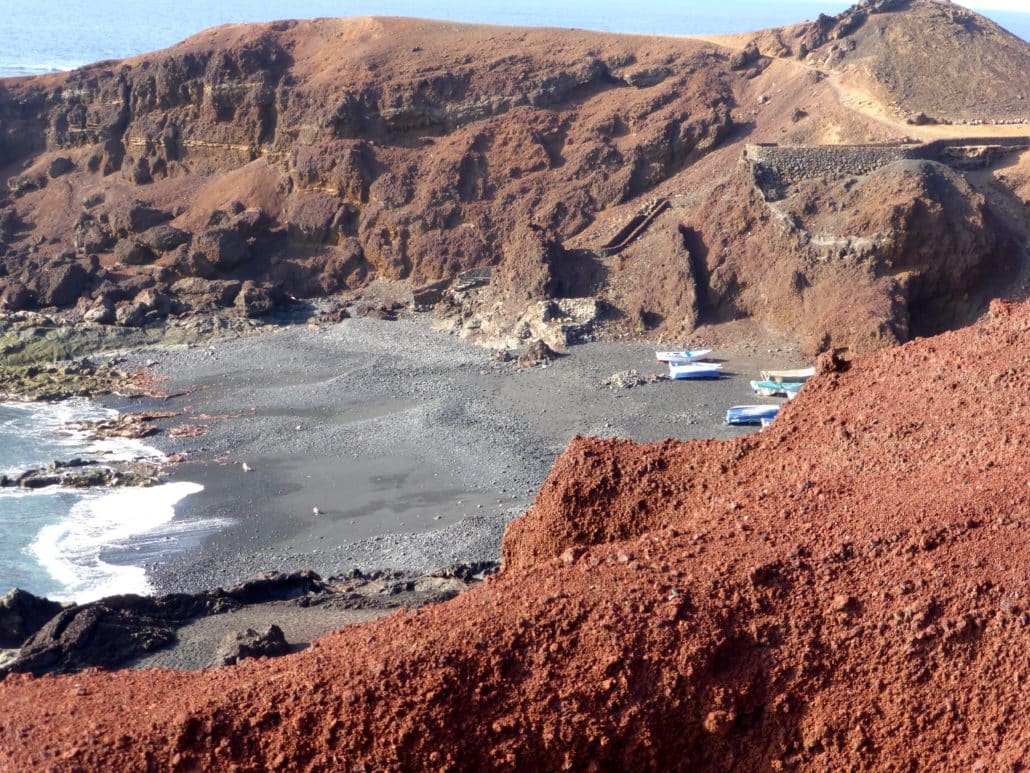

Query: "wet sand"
left=105, top=315, right=806, bottom=595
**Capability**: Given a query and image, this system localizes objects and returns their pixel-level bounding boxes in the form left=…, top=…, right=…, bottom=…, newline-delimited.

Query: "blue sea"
left=0, top=400, right=204, bottom=603
left=0, top=1, right=1026, bottom=77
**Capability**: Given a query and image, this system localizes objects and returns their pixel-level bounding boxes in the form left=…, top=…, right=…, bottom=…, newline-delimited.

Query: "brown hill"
left=747, top=0, right=1030, bottom=123
left=0, top=8, right=1027, bottom=354
left=1, top=298, right=1026, bottom=768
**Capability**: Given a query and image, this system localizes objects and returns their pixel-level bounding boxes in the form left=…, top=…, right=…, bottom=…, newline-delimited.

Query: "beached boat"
left=760, top=367, right=815, bottom=383
left=750, top=379, right=804, bottom=397
left=725, top=404, right=781, bottom=425
left=669, top=362, right=723, bottom=380
left=656, top=349, right=712, bottom=363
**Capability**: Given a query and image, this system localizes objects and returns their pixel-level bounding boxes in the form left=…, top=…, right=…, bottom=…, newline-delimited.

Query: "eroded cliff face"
left=686, top=156, right=1007, bottom=354
left=0, top=9, right=1026, bottom=355
left=0, top=18, right=734, bottom=323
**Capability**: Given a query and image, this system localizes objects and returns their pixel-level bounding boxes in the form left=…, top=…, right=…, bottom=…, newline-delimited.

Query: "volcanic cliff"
left=0, top=1, right=1027, bottom=354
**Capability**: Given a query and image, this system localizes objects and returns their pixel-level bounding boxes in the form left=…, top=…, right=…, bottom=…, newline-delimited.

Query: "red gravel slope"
left=1, top=301, right=1028, bottom=770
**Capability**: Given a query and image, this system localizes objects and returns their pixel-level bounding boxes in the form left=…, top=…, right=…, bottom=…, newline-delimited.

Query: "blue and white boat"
left=726, top=405, right=781, bottom=425
left=669, top=362, right=723, bottom=379
left=656, top=348, right=712, bottom=364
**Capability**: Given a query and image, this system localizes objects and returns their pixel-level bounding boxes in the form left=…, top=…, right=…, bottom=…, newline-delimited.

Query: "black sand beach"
left=106, top=315, right=806, bottom=596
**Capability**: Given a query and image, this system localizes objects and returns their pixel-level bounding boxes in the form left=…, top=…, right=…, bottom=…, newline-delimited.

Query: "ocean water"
left=0, top=1, right=1026, bottom=77
left=0, top=400, right=204, bottom=603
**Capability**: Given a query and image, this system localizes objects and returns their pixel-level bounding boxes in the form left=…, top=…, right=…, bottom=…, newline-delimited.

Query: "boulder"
left=169, top=244, right=218, bottom=279
left=227, top=208, right=271, bottom=240
left=0, top=589, right=64, bottom=648
left=138, top=224, right=190, bottom=253
left=32, top=261, right=90, bottom=307
left=109, top=202, right=171, bottom=236
left=412, top=278, right=450, bottom=309
left=319, top=305, right=351, bottom=323
left=114, top=301, right=147, bottom=327
left=135, top=287, right=172, bottom=317
left=517, top=338, right=559, bottom=369
left=214, top=625, right=290, bottom=667
left=113, top=239, right=156, bottom=266
left=234, top=281, right=275, bottom=317
left=355, top=302, right=400, bottom=321
left=46, top=156, right=75, bottom=178
left=171, top=278, right=242, bottom=308
left=192, top=228, right=250, bottom=272
left=0, top=282, right=32, bottom=311
left=83, top=297, right=115, bottom=325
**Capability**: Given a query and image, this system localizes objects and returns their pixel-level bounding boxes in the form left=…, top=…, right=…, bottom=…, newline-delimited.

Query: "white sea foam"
left=0, top=398, right=209, bottom=603
left=28, top=481, right=204, bottom=604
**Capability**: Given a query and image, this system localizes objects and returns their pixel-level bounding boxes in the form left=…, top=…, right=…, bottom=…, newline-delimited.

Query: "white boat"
left=750, top=379, right=804, bottom=397
left=669, top=362, right=723, bottom=380
left=726, top=405, right=781, bottom=425
left=656, top=348, right=712, bottom=363
left=760, top=367, right=815, bottom=383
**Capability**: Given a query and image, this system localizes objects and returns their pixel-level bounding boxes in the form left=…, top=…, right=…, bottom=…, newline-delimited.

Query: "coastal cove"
left=121, top=315, right=805, bottom=595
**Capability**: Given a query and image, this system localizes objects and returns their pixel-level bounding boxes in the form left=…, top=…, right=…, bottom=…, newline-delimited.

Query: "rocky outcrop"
left=0, top=589, right=64, bottom=648
left=0, top=564, right=496, bottom=676
left=2, top=571, right=329, bottom=675
left=215, top=625, right=290, bottom=666
left=686, top=156, right=1006, bottom=354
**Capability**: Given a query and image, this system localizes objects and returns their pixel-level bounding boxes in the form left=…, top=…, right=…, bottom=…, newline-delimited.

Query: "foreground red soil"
left=1, top=301, right=1028, bottom=770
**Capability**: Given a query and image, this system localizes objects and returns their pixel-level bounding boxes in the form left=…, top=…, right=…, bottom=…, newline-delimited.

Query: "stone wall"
left=745, top=137, right=1030, bottom=199
left=744, top=143, right=922, bottom=197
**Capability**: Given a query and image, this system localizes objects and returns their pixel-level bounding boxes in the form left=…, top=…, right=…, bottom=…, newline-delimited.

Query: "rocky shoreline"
left=0, top=563, right=496, bottom=676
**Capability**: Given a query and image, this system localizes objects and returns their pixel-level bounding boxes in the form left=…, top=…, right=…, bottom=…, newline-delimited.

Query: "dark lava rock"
left=287, top=193, right=343, bottom=244
left=170, top=243, right=218, bottom=279
left=32, top=261, right=90, bottom=307
left=171, top=277, right=242, bottom=309
left=114, top=239, right=156, bottom=266
left=227, top=208, right=271, bottom=240
left=46, top=156, right=75, bottom=179
left=0, top=589, right=65, bottom=648
left=83, top=297, right=115, bottom=324
left=412, top=278, right=450, bottom=309
left=730, top=41, right=761, bottom=70
left=192, top=228, right=251, bottom=272
left=215, top=625, right=290, bottom=667
left=355, top=302, right=400, bottom=321
left=110, top=202, right=171, bottom=236
left=138, top=224, right=190, bottom=253
left=114, top=301, right=147, bottom=327
left=2, top=571, right=329, bottom=675
left=0, top=282, right=32, bottom=311
left=319, top=304, right=351, bottom=323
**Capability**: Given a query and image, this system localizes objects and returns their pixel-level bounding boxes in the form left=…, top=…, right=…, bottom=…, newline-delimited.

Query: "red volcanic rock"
left=0, top=300, right=1026, bottom=768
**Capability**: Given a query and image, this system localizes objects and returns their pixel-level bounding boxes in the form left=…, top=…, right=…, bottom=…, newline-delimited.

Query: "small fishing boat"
left=750, top=379, right=804, bottom=397
left=760, top=367, right=815, bottom=383
left=656, top=349, right=712, bottom=363
left=726, top=404, right=781, bottom=425
left=669, top=362, right=723, bottom=379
